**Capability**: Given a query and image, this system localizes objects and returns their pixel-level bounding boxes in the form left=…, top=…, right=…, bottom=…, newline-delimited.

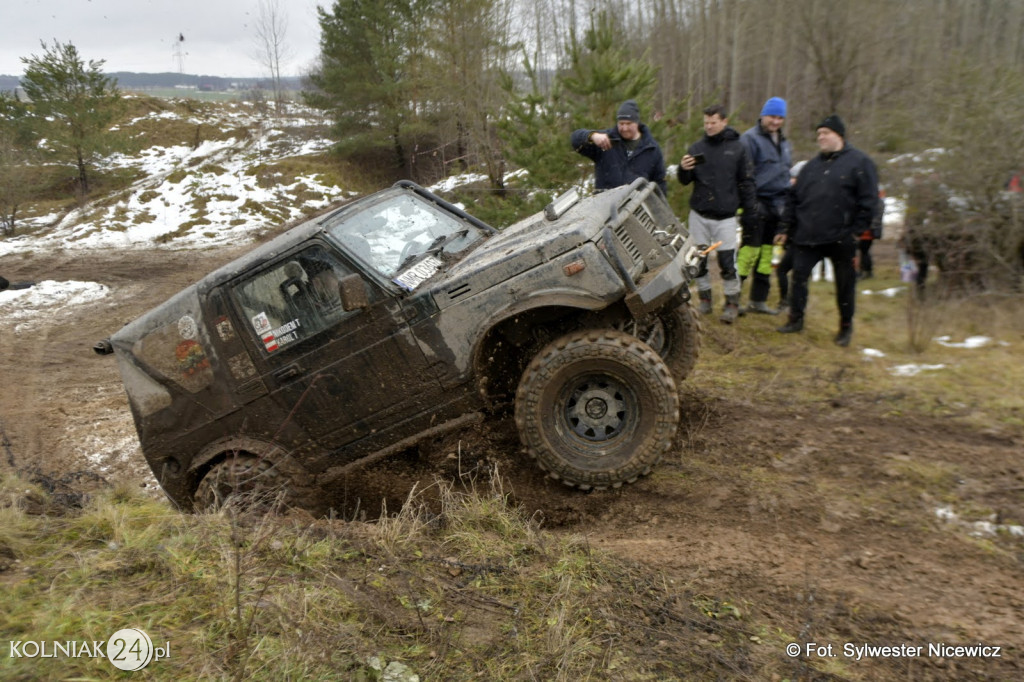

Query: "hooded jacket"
left=741, top=122, right=793, bottom=199
left=677, top=127, right=757, bottom=220
left=785, top=145, right=879, bottom=246
left=571, top=124, right=667, bottom=194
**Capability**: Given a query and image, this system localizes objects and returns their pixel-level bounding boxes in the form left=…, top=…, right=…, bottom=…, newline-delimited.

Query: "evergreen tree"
left=0, top=91, right=39, bottom=234
left=498, top=55, right=580, bottom=193
left=560, top=11, right=659, bottom=129
left=305, top=0, right=431, bottom=179
left=19, top=41, right=121, bottom=194
left=498, top=11, right=661, bottom=195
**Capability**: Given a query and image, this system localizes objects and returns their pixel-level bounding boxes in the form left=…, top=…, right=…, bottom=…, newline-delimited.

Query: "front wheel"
left=514, top=329, right=679, bottom=490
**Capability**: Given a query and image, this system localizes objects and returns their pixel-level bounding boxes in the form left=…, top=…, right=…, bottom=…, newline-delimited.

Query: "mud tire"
left=193, top=454, right=287, bottom=511
left=514, top=329, right=679, bottom=490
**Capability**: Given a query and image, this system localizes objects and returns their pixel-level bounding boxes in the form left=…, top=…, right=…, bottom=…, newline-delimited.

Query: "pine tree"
left=0, top=91, right=39, bottom=234
left=498, top=11, right=661, bottom=195
left=560, top=12, right=659, bottom=130
left=19, top=41, right=121, bottom=195
left=305, top=0, right=431, bottom=178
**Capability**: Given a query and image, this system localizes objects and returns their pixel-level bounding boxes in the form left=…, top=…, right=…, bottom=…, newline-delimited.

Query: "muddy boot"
left=719, top=294, right=740, bottom=324
left=746, top=300, right=779, bottom=315
left=698, top=289, right=713, bottom=315
left=776, top=316, right=804, bottom=334
left=834, top=323, right=853, bottom=347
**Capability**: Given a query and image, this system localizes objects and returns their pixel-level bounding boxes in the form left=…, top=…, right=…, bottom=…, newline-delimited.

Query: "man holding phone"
left=678, top=104, right=757, bottom=323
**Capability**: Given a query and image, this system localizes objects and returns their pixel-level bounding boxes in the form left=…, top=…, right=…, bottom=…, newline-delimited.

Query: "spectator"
left=776, top=115, right=879, bottom=347
left=571, top=99, right=667, bottom=194
left=857, top=189, right=886, bottom=279
left=739, top=96, right=793, bottom=314
left=676, top=104, right=758, bottom=323
left=901, top=174, right=946, bottom=294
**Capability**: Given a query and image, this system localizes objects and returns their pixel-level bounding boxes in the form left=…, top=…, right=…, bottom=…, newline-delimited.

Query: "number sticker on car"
left=393, top=255, right=443, bottom=291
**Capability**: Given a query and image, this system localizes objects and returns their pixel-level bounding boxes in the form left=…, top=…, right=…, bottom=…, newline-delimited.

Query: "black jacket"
left=571, top=124, right=667, bottom=194
left=785, top=145, right=879, bottom=246
left=677, top=127, right=757, bottom=220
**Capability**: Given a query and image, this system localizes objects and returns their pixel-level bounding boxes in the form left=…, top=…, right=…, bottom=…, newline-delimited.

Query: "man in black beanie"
left=571, top=99, right=667, bottom=194
left=775, top=114, right=878, bottom=347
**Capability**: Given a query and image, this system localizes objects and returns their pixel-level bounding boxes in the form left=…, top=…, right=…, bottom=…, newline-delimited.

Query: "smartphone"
left=692, top=153, right=706, bottom=165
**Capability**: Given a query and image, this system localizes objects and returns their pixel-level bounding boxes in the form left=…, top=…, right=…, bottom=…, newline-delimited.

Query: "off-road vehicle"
left=97, top=179, right=706, bottom=512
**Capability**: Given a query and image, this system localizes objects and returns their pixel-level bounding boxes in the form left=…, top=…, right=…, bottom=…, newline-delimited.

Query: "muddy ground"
left=1, top=243, right=1021, bottom=680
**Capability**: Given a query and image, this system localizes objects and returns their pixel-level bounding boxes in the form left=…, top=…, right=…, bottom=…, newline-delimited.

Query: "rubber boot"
left=834, top=323, right=853, bottom=347
left=720, top=294, right=740, bottom=324
left=776, top=316, right=804, bottom=333
left=698, top=289, right=713, bottom=315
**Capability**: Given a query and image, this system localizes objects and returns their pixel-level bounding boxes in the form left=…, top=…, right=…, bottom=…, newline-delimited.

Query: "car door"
left=230, top=241, right=442, bottom=450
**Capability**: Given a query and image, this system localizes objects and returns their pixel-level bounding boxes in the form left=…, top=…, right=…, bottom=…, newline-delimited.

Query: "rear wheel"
left=514, top=329, right=679, bottom=490
left=193, top=454, right=286, bottom=511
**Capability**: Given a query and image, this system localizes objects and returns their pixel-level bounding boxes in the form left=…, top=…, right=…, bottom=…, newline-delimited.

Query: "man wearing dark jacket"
left=571, top=99, right=667, bottom=194
left=677, top=104, right=757, bottom=323
left=776, top=115, right=879, bottom=347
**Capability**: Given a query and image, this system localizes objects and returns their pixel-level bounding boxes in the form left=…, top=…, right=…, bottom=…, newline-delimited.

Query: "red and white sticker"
left=262, top=333, right=279, bottom=352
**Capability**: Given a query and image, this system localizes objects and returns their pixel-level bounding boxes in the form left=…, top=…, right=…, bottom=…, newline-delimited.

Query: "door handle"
left=274, top=365, right=300, bottom=381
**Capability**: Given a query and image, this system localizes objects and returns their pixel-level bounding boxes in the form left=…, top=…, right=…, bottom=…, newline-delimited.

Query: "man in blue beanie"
left=739, top=97, right=793, bottom=314
left=571, top=99, right=667, bottom=194
left=776, top=114, right=879, bottom=347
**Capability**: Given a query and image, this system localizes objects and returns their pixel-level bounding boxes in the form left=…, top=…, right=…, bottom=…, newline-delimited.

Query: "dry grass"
left=0, top=473, right=767, bottom=680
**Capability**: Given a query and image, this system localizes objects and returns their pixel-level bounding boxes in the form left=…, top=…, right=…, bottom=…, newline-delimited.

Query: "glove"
left=739, top=209, right=758, bottom=232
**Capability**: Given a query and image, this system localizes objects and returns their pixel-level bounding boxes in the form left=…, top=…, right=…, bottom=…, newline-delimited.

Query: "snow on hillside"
left=0, top=99, right=354, bottom=256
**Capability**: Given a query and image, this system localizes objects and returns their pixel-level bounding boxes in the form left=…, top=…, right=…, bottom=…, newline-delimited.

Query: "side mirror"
left=338, top=273, right=370, bottom=311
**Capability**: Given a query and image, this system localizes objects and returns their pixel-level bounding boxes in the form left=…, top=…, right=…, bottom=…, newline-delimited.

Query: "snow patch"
left=889, top=363, right=946, bottom=377
left=936, top=506, right=1024, bottom=540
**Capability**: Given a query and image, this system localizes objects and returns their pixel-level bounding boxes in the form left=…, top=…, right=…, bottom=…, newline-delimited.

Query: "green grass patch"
left=0, top=475, right=777, bottom=681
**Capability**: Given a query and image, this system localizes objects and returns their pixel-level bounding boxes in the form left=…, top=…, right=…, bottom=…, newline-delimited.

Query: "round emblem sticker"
left=178, top=315, right=198, bottom=340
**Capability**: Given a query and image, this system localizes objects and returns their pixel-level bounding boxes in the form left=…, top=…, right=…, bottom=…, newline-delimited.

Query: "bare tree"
left=252, top=0, right=292, bottom=112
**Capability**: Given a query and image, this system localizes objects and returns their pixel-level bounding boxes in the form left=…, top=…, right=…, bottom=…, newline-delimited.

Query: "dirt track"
left=1, top=245, right=1021, bottom=679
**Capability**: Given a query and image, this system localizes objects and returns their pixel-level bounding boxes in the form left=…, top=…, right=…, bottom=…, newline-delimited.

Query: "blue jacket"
left=740, top=122, right=792, bottom=200
left=571, top=124, right=667, bottom=194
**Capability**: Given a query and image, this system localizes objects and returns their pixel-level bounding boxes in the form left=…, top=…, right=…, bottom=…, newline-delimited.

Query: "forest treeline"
left=2, top=0, right=1022, bottom=287
left=300, top=0, right=1024, bottom=291
left=300, top=0, right=1024, bottom=193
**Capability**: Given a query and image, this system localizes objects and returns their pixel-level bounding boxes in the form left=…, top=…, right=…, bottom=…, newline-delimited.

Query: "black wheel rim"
left=559, top=372, right=638, bottom=443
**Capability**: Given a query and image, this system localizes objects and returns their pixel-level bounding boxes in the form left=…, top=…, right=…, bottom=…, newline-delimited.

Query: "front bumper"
left=623, top=241, right=704, bottom=316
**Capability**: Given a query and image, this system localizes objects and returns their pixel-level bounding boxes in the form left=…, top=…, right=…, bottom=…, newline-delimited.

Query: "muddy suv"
left=98, top=179, right=705, bottom=511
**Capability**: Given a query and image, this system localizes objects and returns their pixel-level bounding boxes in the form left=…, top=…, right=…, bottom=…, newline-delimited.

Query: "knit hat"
left=816, top=114, right=846, bottom=138
left=617, top=99, right=640, bottom=123
left=760, top=97, right=787, bottom=118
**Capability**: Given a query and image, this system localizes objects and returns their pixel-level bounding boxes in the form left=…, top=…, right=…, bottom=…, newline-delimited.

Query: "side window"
left=233, top=245, right=366, bottom=355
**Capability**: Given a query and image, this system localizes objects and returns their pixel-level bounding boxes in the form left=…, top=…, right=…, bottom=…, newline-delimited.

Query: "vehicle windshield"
left=324, top=193, right=483, bottom=280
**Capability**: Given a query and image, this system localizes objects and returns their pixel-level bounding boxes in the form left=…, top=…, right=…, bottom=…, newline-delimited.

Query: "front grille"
left=612, top=222, right=642, bottom=264
left=632, top=205, right=658, bottom=234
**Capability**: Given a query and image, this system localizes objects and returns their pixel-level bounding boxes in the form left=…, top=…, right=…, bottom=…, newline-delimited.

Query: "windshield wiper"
left=426, top=229, right=469, bottom=254
left=396, top=230, right=470, bottom=273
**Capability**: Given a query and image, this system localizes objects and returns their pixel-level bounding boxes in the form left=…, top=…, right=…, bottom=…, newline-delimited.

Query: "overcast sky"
left=1, top=0, right=325, bottom=78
